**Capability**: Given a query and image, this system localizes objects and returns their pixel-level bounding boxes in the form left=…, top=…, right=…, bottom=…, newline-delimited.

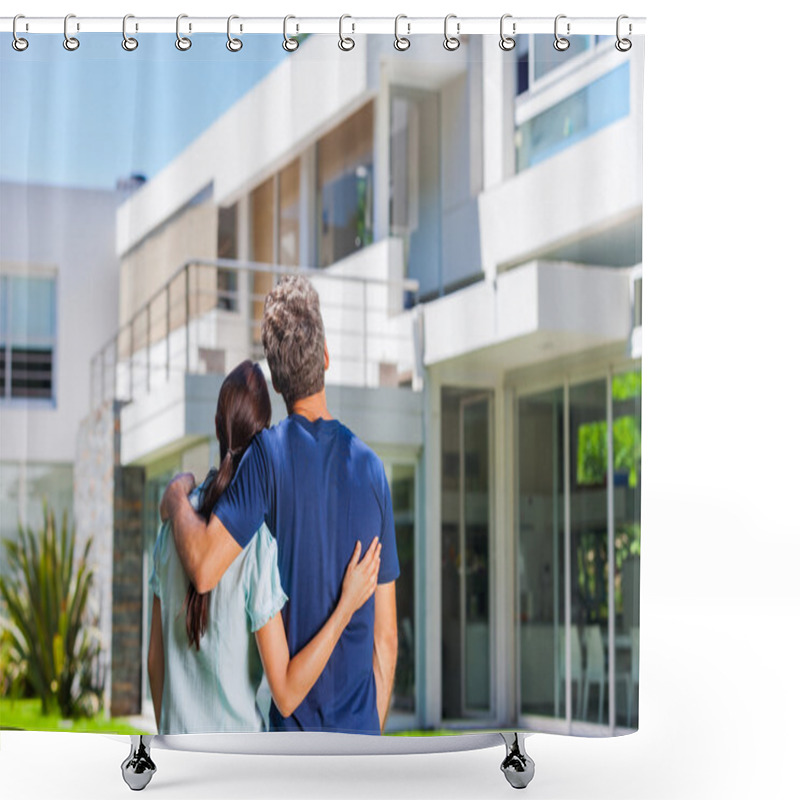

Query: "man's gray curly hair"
left=261, top=275, right=326, bottom=413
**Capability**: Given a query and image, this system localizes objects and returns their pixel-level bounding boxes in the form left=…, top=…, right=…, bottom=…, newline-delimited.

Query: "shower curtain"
left=0, top=17, right=644, bottom=750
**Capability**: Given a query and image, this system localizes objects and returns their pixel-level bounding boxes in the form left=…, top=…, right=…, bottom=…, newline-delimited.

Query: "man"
left=161, top=276, right=399, bottom=734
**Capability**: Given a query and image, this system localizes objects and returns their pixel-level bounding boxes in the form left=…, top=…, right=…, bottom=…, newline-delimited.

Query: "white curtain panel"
left=0, top=14, right=644, bottom=792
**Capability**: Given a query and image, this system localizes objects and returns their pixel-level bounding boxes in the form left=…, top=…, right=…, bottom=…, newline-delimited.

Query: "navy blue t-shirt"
left=213, top=415, right=400, bottom=734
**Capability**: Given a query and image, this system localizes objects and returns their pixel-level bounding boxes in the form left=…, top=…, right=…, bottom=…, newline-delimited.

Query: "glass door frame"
left=457, top=392, right=496, bottom=721
left=377, top=451, right=424, bottom=733
left=512, top=355, right=641, bottom=736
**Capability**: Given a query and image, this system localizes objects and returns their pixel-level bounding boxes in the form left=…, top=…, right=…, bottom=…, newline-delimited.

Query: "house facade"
left=0, top=180, right=121, bottom=710
left=89, top=33, right=642, bottom=734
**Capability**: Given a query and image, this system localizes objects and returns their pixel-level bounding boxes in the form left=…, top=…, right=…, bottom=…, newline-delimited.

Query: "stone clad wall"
left=73, top=400, right=117, bottom=714
left=75, top=400, right=147, bottom=718
left=110, top=464, right=145, bottom=717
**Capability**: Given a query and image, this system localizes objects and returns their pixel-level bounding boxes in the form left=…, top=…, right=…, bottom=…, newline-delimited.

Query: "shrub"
left=0, top=505, right=104, bottom=718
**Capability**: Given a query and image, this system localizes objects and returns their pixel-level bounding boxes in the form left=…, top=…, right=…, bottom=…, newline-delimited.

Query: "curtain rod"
left=1, top=16, right=646, bottom=37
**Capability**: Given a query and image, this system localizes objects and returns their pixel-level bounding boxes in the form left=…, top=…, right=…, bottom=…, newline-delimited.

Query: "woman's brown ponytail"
left=182, top=361, right=271, bottom=650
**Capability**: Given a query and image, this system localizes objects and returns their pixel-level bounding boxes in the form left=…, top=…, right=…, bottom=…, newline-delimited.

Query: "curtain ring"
left=499, top=14, right=516, bottom=51
left=615, top=15, right=632, bottom=52
left=394, top=14, right=410, bottom=51
left=443, top=14, right=460, bottom=51
left=283, top=15, right=299, bottom=51
left=122, top=14, right=138, bottom=51
left=176, top=14, right=192, bottom=51
left=12, top=15, right=29, bottom=52
left=226, top=15, right=243, bottom=52
left=338, top=14, right=355, bottom=51
left=554, top=14, right=570, bottom=51
left=63, top=13, right=80, bottom=51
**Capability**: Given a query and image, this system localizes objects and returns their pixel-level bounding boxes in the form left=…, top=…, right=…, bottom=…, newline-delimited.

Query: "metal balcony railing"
left=90, top=256, right=420, bottom=410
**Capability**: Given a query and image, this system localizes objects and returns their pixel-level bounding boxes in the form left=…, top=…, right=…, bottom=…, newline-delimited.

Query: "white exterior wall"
left=0, top=182, right=120, bottom=463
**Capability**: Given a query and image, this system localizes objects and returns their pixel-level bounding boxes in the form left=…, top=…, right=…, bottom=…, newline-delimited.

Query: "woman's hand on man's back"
left=340, top=538, right=381, bottom=618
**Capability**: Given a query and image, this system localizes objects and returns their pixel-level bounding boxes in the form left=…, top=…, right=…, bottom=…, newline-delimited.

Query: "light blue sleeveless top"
left=149, top=479, right=287, bottom=734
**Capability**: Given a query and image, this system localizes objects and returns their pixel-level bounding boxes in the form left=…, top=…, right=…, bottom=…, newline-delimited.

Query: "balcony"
left=90, top=239, right=421, bottom=463
left=479, top=110, right=642, bottom=280
left=423, top=259, right=640, bottom=374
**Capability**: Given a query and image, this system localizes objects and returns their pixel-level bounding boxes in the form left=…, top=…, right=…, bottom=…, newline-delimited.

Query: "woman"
left=147, top=360, right=380, bottom=734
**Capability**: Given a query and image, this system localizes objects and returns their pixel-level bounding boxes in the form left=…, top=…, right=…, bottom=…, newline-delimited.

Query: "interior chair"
left=581, top=625, right=606, bottom=723
left=558, top=625, right=583, bottom=717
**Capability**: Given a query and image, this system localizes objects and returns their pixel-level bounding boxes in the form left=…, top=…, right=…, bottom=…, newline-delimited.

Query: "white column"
left=481, top=37, right=516, bottom=284
left=482, top=37, right=505, bottom=192
left=492, top=379, right=517, bottom=725
left=374, top=71, right=391, bottom=243
left=422, top=368, right=442, bottom=728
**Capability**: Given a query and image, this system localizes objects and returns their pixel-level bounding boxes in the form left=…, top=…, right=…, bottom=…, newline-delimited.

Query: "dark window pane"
left=10, top=346, right=53, bottom=399
left=516, top=37, right=530, bottom=95
left=317, top=103, right=374, bottom=267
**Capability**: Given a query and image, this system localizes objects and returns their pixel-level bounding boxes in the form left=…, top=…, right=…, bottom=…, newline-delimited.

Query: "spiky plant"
left=0, top=504, right=103, bottom=718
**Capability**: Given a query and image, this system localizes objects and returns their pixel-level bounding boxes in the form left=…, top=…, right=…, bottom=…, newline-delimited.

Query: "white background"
left=2, top=1, right=799, bottom=798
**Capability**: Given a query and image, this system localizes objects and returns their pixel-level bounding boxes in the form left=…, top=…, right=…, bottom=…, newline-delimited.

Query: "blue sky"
left=0, top=33, right=288, bottom=190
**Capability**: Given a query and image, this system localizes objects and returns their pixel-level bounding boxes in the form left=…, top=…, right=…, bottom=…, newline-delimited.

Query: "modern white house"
left=0, top=181, right=120, bottom=557
left=0, top=180, right=121, bottom=710
left=86, top=32, right=642, bottom=735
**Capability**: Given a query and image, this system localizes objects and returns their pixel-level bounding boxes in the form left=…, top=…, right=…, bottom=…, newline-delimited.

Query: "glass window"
left=516, top=35, right=530, bottom=96
left=570, top=380, right=609, bottom=726
left=390, top=90, right=442, bottom=301
left=251, top=177, right=276, bottom=347
left=216, top=205, right=238, bottom=312
left=278, top=159, right=301, bottom=268
left=0, top=273, right=57, bottom=400
left=317, top=103, right=374, bottom=268
left=612, top=370, right=641, bottom=729
left=532, top=34, right=593, bottom=82
left=441, top=388, right=492, bottom=720
left=517, top=389, right=566, bottom=719
left=515, top=63, right=630, bottom=172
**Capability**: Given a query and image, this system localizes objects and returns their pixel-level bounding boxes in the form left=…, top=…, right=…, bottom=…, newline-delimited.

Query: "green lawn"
left=0, top=697, right=149, bottom=734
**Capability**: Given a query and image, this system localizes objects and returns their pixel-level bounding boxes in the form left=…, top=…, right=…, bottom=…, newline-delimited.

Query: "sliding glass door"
left=516, top=368, right=641, bottom=731
left=517, top=389, right=565, bottom=720
left=441, top=388, right=493, bottom=722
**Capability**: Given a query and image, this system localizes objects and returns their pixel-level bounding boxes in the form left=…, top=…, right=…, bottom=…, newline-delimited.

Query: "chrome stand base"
left=121, top=735, right=156, bottom=791
left=500, top=733, right=535, bottom=790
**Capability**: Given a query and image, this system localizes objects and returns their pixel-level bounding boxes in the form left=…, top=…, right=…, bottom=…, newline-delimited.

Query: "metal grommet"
left=226, top=15, right=243, bottom=52
left=499, top=14, right=515, bottom=51
left=394, top=14, right=410, bottom=51
left=122, top=14, right=138, bottom=51
left=615, top=15, right=632, bottom=52
left=554, top=14, right=570, bottom=51
left=63, top=13, right=80, bottom=51
left=12, top=15, right=29, bottom=52
left=176, top=14, right=192, bottom=51
left=282, top=15, right=299, bottom=52
left=338, top=14, right=355, bottom=51
left=443, top=14, right=460, bottom=51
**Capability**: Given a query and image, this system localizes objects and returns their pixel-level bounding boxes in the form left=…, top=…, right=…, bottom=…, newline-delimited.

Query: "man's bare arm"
left=372, top=581, right=398, bottom=733
left=161, top=474, right=242, bottom=594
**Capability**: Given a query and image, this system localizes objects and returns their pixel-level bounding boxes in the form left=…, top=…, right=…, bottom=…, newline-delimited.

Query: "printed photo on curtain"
left=0, top=16, right=644, bottom=790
